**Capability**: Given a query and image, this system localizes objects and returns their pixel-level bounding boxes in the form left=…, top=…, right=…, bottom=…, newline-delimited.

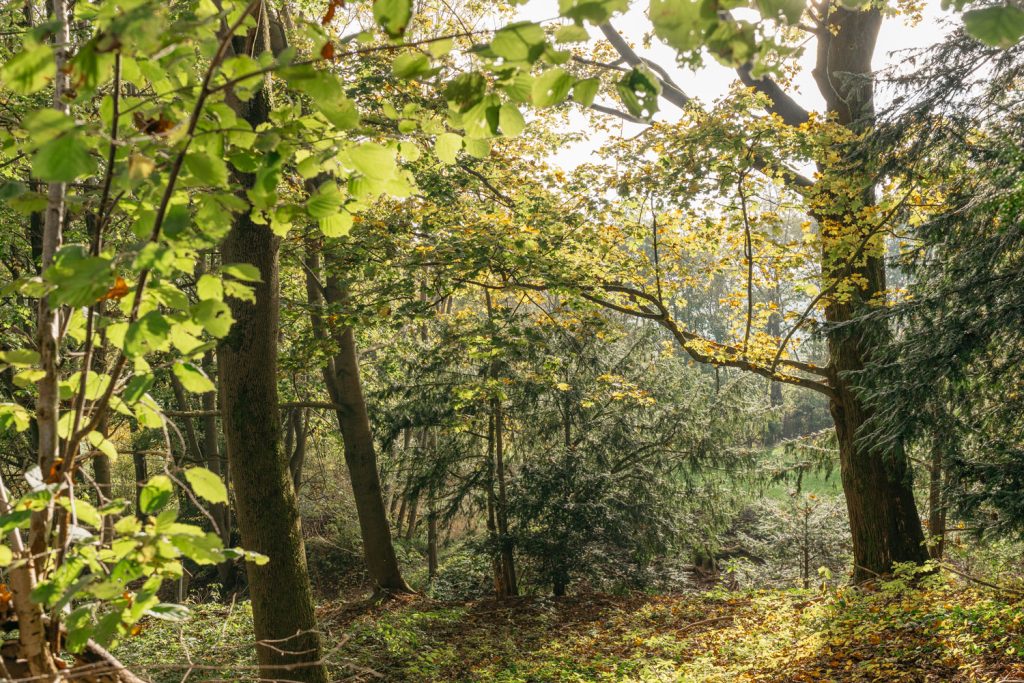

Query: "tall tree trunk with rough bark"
left=218, top=6, right=327, bottom=680
left=812, top=6, right=928, bottom=580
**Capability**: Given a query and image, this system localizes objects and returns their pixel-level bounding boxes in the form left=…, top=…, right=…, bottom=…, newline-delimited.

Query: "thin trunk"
left=133, top=451, right=148, bottom=520
left=427, top=493, right=438, bottom=581
left=396, top=485, right=409, bottom=535
left=304, top=250, right=411, bottom=593
left=802, top=504, right=810, bottom=589
left=405, top=492, right=419, bottom=541
left=218, top=7, right=326, bottom=680
left=812, top=7, right=927, bottom=580
left=484, top=290, right=516, bottom=598
left=202, top=350, right=233, bottom=589
left=493, top=397, right=517, bottom=597
left=170, top=372, right=205, bottom=464
left=391, top=429, right=412, bottom=526
left=485, top=410, right=507, bottom=598
left=928, top=449, right=946, bottom=560
left=16, top=0, right=69, bottom=669
left=93, top=414, right=114, bottom=545
left=288, top=408, right=309, bottom=493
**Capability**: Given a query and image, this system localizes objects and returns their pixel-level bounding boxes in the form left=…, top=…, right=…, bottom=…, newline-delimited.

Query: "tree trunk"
left=133, top=450, right=148, bottom=520
left=928, top=449, right=946, bottom=560
left=813, top=6, right=928, bottom=581
left=304, top=251, right=411, bottom=593
left=405, top=492, right=419, bottom=541
left=492, top=397, right=518, bottom=597
left=202, top=350, right=233, bottom=589
left=93, top=410, right=115, bottom=545
left=218, top=7, right=326, bottom=680
left=427, top=497, right=438, bottom=581
left=287, top=408, right=308, bottom=493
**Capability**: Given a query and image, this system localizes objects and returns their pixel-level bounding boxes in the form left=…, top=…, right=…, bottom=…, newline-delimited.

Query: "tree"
left=514, top=5, right=932, bottom=579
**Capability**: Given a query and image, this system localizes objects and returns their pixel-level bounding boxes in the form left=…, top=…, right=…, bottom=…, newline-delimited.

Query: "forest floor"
left=116, top=574, right=1024, bottom=682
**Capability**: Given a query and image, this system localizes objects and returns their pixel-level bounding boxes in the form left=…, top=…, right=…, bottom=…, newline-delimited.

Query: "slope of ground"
left=115, top=572, right=1024, bottom=682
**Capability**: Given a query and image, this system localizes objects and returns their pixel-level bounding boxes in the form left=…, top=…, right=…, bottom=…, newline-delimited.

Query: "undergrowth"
left=114, top=573, right=1024, bottom=682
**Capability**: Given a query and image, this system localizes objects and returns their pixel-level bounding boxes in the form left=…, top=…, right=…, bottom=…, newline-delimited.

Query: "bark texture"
left=304, top=251, right=411, bottom=593
left=217, top=6, right=327, bottom=680
left=814, top=7, right=927, bottom=581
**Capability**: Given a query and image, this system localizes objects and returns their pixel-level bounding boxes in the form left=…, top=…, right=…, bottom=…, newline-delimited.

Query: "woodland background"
left=0, top=0, right=1023, bottom=680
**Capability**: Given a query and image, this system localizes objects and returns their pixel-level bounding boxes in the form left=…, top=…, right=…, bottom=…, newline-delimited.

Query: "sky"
left=513, top=0, right=957, bottom=167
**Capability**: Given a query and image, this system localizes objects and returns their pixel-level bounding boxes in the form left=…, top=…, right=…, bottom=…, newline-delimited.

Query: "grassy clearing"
left=116, top=575, right=1024, bottom=682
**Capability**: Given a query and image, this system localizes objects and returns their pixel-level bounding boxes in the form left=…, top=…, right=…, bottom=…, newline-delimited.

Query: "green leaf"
left=0, top=403, right=31, bottom=433
left=392, top=51, right=431, bottom=78
left=319, top=211, right=353, bottom=238
left=184, top=466, right=228, bottom=504
left=172, top=531, right=225, bottom=565
left=224, top=280, right=256, bottom=303
left=499, top=104, right=526, bottom=137
left=173, top=362, right=215, bottom=394
left=139, top=474, right=173, bottom=514
left=123, top=374, right=154, bottom=404
left=964, top=6, right=1024, bottom=48
left=192, top=299, right=234, bottom=338
left=444, top=72, right=487, bottom=113
left=44, top=246, right=112, bottom=307
left=573, top=77, right=600, bottom=107
left=124, top=312, right=171, bottom=358
left=616, top=65, right=662, bottom=118
left=66, top=606, right=94, bottom=653
left=373, top=0, right=412, bottom=38
left=0, top=544, right=12, bottom=567
left=491, top=22, right=547, bottom=63
left=558, top=0, right=628, bottom=23
left=463, top=94, right=501, bottom=138
left=464, top=138, right=490, bottom=159
left=222, top=263, right=262, bottom=282
left=757, top=0, right=805, bottom=23
left=185, top=151, right=229, bottom=187
left=0, top=349, right=40, bottom=367
left=555, top=24, right=591, bottom=42
left=32, top=133, right=96, bottom=182
left=306, top=181, right=345, bottom=219
left=147, top=603, right=191, bottom=621
left=349, top=142, right=397, bottom=181
left=435, top=133, right=463, bottom=164
left=196, top=274, right=223, bottom=301
left=320, top=98, right=360, bottom=130
left=429, top=38, right=454, bottom=57
left=87, top=430, right=118, bottom=462
left=0, top=41, right=53, bottom=95
left=58, top=496, right=102, bottom=529
left=649, top=0, right=707, bottom=55
left=533, top=68, right=573, bottom=107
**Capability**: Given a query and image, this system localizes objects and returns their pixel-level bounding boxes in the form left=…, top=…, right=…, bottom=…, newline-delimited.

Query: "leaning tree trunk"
left=327, top=320, right=412, bottom=593
left=217, top=6, right=327, bottom=681
left=303, top=249, right=411, bottom=594
left=814, top=6, right=927, bottom=581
